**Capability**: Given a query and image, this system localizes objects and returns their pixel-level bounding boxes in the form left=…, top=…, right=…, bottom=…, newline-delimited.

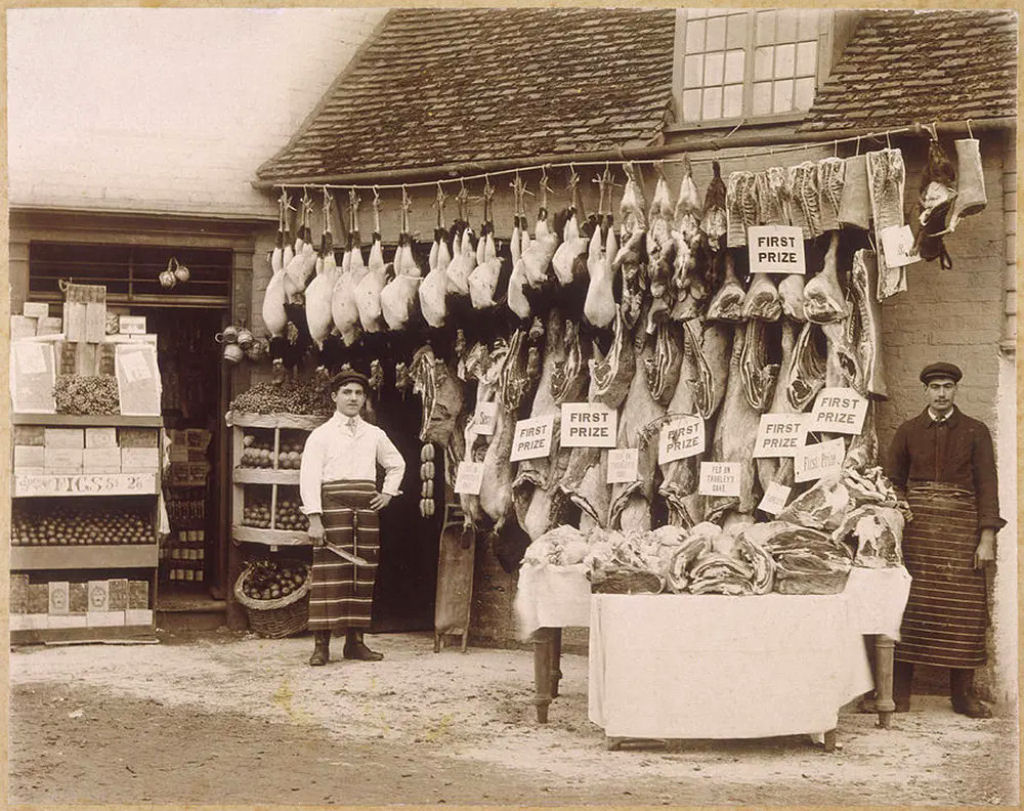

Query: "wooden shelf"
left=11, top=544, right=159, bottom=571
left=233, top=467, right=301, bottom=485
left=232, top=525, right=310, bottom=546
left=10, top=625, right=157, bottom=645
left=13, top=471, right=159, bottom=498
left=226, top=411, right=328, bottom=431
left=13, top=413, right=164, bottom=427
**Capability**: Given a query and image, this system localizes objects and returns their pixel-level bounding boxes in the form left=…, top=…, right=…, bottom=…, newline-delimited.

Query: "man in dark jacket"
left=885, top=362, right=1004, bottom=718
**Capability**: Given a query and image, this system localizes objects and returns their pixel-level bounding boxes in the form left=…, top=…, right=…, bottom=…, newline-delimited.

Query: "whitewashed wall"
left=7, top=7, right=387, bottom=218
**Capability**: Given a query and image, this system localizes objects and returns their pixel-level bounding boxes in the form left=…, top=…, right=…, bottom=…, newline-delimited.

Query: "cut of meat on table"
left=706, top=251, right=746, bottom=323
left=776, top=473, right=852, bottom=532
left=739, top=319, right=780, bottom=413
left=803, top=231, right=849, bottom=324
left=784, top=320, right=827, bottom=412
left=583, top=222, right=618, bottom=329
left=609, top=340, right=667, bottom=532
left=685, top=317, right=731, bottom=421
left=756, top=319, right=798, bottom=493
left=833, top=504, right=905, bottom=568
left=705, top=322, right=760, bottom=523
left=658, top=327, right=704, bottom=529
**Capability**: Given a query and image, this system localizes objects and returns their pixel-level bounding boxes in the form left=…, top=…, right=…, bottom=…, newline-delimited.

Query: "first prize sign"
left=658, top=415, right=705, bottom=464
left=560, top=403, right=616, bottom=448
left=809, top=388, right=868, bottom=435
left=748, top=226, right=807, bottom=275
left=510, top=415, right=555, bottom=462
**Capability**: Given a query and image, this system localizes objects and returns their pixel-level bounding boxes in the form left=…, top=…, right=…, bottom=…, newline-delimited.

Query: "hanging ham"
left=755, top=319, right=798, bottom=493
left=706, top=251, right=746, bottom=323
left=658, top=328, right=704, bottom=529
left=803, top=231, right=849, bottom=324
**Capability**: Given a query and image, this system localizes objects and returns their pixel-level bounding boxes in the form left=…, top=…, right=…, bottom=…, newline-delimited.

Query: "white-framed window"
left=674, top=9, right=832, bottom=126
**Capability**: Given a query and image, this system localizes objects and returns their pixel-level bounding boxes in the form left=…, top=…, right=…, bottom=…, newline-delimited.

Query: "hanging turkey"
left=380, top=187, right=423, bottom=330
left=353, top=189, right=388, bottom=333
left=304, top=189, right=340, bottom=353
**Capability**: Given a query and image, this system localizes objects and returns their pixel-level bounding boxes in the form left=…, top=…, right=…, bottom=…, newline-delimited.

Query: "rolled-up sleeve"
left=299, top=427, right=326, bottom=516
left=376, top=433, right=406, bottom=497
left=972, top=423, right=1005, bottom=531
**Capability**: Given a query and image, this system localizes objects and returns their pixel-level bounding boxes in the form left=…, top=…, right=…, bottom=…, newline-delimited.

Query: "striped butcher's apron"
left=895, top=482, right=987, bottom=668
left=307, top=480, right=379, bottom=632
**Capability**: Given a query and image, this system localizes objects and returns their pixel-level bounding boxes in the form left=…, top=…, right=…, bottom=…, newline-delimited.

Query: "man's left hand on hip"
left=369, top=492, right=392, bottom=511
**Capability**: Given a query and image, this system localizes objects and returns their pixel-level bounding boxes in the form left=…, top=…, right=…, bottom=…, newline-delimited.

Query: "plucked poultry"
left=380, top=192, right=423, bottom=331
left=283, top=193, right=318, bottom=302
left=304, top=191, right=339, bottom=349
left=551, top=171, right=589, bottom=287
left=262, top=194, right=290, bottom=352
left=353, top=191, right=387, bottom=333
left=614, top=163, right=649, bottom=330
left=420, top=190, right=452, bottom=328
left=700, top=160, right=728, bottom=251
left=583, top=218, right=618, bottom=329
left=468, top=184, right=503, bottom=309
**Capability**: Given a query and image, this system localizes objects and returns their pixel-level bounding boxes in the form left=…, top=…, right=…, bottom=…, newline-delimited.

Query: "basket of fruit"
left=234, top=559, right=311, bottom=638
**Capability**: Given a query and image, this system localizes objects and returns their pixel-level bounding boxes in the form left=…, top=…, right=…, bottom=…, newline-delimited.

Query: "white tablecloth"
left=514, top=563, right=591, bottom=640
left=588, top=593, right=875, bottom=739
left=843, top=566, right=912, bottom=639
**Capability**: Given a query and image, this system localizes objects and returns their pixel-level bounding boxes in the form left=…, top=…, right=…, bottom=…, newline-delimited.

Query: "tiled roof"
left=256, top=8, right=676, bottom=182
left=801, top=9, right=1018, bottom=131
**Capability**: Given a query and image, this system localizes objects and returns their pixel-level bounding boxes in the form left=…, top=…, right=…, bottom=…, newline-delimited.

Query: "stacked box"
left=69, top=582, right=89, bottom=613
left=83, top=448, right=121, bottom=473
left=122, top=447, right=159, bottom=471
left=48, top=581, right=70, bottom=615
left=14, top=446, right=45, bottom=472
left=86, top=579, right=123, bottom=627
left=26, top=583, right=50, bottom=629
left=10, top=574, right=30, bottom=614
left=85, top=428, right=118, bottom=448
left=45, top=428, right=85, bottom=449
left=119, top=428, right=159, bottom=447
left=11, top=316, right=38, bottom=340
left=37, top=317, right=63, bottom=336
left=86, top=580, right=109, bottom=612
left=23, top=302, right=49, bottom=319
left=14, top=426, right=45, bottom=446
left=44, top=448, right=84, bottom=471
left=126, top=580, right=152, bottom=626
left=107, top=578, right=128, bottom=611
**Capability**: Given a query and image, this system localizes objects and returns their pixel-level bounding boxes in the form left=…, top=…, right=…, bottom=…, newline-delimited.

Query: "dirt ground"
left=8, top=629, right=1020, bottom=807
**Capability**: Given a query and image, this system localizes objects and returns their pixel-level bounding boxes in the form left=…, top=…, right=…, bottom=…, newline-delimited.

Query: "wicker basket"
left=591, top=570, right=664, bottom=595
left=234, top=564, right=311, bottom=638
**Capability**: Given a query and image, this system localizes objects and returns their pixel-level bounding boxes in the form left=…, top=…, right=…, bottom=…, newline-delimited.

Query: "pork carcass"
left=354, top=230, right=387, bottom=333
left=468, top=223, right=503, bottom=309
left=784, top=320, right=827, bottom=411
left=700, top=160, right=728, bottom=251
left=842, top=249, right=886, bottom=399
left=380, top=234, right=422, bottom=331
left=755, top=319, right=798, bottom=493
left=706, top=251, right=746, bottom=323
left=803, top=231, right=849, bottom=324
left=420, top=226, right=450, bottom=328
left=410, top=344, right=466, bottom=449
left=739, top=319, right=780, bottom=413
left=726, top=170, right=757, bottom=248
left=458, top=341, right=509, bottom=530
left=610, top=341, right=668, bottom=532
left=657, top=332, right=704, bottom=529
left=866, top=148, right=908, bottom=299
left=589, top=309, right=636, bottom=409
left=583, top=222, right=618, bottom=329
left=788, top=161, right=822, bottom=240
left=705, top=323, right=761, bottom=522
left=686, top=317, right=731, bottom=421
left=445, top=225, right=477, bottom=296
left=817, top=157, right=846, bottom=233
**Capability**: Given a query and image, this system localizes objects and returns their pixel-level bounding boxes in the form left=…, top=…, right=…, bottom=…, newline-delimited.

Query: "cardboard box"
left=14, top=446, right=46, bottom=471
left=85, top=301, right=107, bottom=343
left=14, top=426, right=45, bottom=446
left=28, top=584, right=50, bottom=614
left=121, top=447, right=159, bottom=471
left=44, top=428, right=85, bottom=449
left=69, top=582, right=89, bottom=613
left=83, top=448, right=121, bottom=473
left=87, top=611, right=125, bottom=627
left=48, top=581, right=70, bottom=615
left=37, top=316, right=63, bottom=336
left=128, top=580, right=149, bottom=610
left=44, top=448, right=84, bottom=471
left=119, top=428, right=159, bottom=448
left=107, top=578, right=128, bottom=611
left=87, top=580, right=109, bottom=612
left=23, top=302, right=50, bottom=319
left=85, top=427, right=118, bottom=448
left=11, top=315, right=38, bottom=340
left=10, top=574, right=30, bottom=614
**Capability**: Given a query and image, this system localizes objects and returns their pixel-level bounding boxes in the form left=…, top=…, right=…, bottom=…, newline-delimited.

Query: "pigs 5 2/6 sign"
left=748, top=226, right=807, bottom=275
left=560, top=403, right=616, bottom=448
left=809, top=387, right=868, bottom=434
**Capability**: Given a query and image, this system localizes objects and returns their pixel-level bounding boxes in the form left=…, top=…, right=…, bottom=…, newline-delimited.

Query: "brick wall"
left=6, top=8, right=387, bottom=219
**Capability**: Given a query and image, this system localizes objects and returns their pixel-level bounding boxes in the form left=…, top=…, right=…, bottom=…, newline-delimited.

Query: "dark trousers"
left=893, top=661, right=978, bottom=703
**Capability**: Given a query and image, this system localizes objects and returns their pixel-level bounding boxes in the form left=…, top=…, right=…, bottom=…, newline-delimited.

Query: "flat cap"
left=330, top=368, right=370, bottom=391
left=920, top=362, right=962, bottom=384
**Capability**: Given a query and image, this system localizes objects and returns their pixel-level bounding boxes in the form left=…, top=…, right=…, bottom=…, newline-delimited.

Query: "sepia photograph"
left=3, top=3, right=1019, bottom=806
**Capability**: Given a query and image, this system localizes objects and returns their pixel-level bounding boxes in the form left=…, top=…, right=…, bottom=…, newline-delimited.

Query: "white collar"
left=334, top=412, right=363, bottom=429
left=928, top=408, right=952, bottom=423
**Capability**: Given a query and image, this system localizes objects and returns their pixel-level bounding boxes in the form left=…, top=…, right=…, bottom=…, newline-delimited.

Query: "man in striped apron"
left=299, top=370, right=406, bottom=666
left=886, top=362, right=1004, bottom=718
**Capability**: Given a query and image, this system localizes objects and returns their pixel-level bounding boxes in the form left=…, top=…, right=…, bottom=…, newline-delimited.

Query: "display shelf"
left=13, top=413, right=164, bottom=427
left=226, top=411, right=329, bottom=431
left=232, top=525, right=311, bottom=546
left=11, top=544, right=159, bottom=571
left=13, top=471, right=159, bottom=498
left=10, top=626, right=158, bottom=645
left=232, top=467, right=301, bottom=486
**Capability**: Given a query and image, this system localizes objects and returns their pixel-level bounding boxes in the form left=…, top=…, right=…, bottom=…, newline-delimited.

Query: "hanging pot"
left=223, top=343, right=244, bottom=364
left=216, top=325, right=240, bottom=344
left=236, top=328, right=255, bottom=348
left=159, top=269, right=177, bottom=289
left=244, top=338, right=267, bottom=361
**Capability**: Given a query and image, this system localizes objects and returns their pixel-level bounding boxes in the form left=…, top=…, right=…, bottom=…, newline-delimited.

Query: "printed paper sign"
left=809, top=387, right=868, bottom=435
left=11, top=341, right=56, bottom=414
left=606, top=448, right=639, bottom=484
left=657, top=415, right=705, bottom=464
left=13, top=472, right=158, bottom=497
left=699, top=462, right=742, bottom=497
left=118, top=315, right=147, bottom=334
left=748, top=226, right=807, bottom=275
left=758, top=482, right=793, bottom=516
left=794, top=437, right=847, bottom=483
left=560, top=403, right=617, bottom=448
left=879, top=224, right=921, bottom=268
left=510, top=414, right=555, bottom=462
left=17, top=342, right=49, bottom=376
left=470, top=401, right=497, bottom=436
left=753, top=413, right=808, bottom=458
left=453, top=462, right=485, bottom=495
left=115, top=344, right=161, bottom=416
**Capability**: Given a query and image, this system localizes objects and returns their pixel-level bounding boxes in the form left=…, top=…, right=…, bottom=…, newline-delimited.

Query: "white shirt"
left=299, top=413, right=406, bottom=515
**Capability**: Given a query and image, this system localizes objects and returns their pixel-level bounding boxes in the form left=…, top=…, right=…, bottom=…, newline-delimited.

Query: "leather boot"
left=892, top=660, right=914, bottom=712
left=308, top=631, right=330, bottom=666
left=950, top=668, right=992, bottom=718
left=343, top=630, right=383, bottom=661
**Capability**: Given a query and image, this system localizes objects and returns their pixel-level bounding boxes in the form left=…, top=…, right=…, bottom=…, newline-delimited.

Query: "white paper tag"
left=560, top=403, right=617, bottom=448
left=16, top=342, right=48, bottom=376
left=758, top=482, right=793, bottom=516
left=747, top=226, right=807, bottom=275
left=119, top=350, right=152, bottom=383
left=658, top=415, right=705, bottom=464
left=453, top=461, right=485, bottom=495
left=794, top=437, right=847, bottom=483
left=509, top=414, right=555, bottom=462
left=753, top=413, right=808, bottom=458
left=471, top=401, right=497, bottom=436
left=699, top=462, right=742, bottom=497
left=809, top=387, right=868, bottom=435
left=606, top=448, right=639, bottom=484
left=879, top=224, right=920, bottom=268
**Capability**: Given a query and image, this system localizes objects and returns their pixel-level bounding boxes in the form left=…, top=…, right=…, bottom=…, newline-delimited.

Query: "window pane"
left=773, top=79, right=794, bottom=113
left=756, top=11, right=775, bottom=45
left=774, top=43, right=796, bottom=78
left=682, top=89, right=702, bottom=121
left=702, top=86, right=723, bottom=119
left=794, top=76, right=816, bottom=110
left=752, top=81, right=773, bottom=116
left=686, top=20, right=706, bottom=52
left=776, top=10, right=798, bottom=42
left=723, top=84, right=744, bottom=118
left=798, top=10, right=820, bottom=39
left=754, top=46, right=774, bottom=80
left=796, top=41, right=818, bottom=76
left=725, top=49, right=745, bottom=83
left=706, top=15, right=726, bottom=51
left=684, top=54, right=704, bottom=88
left=704, top=51, right=725, bottom=85
left=727, top=13, right=747, bottom=49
